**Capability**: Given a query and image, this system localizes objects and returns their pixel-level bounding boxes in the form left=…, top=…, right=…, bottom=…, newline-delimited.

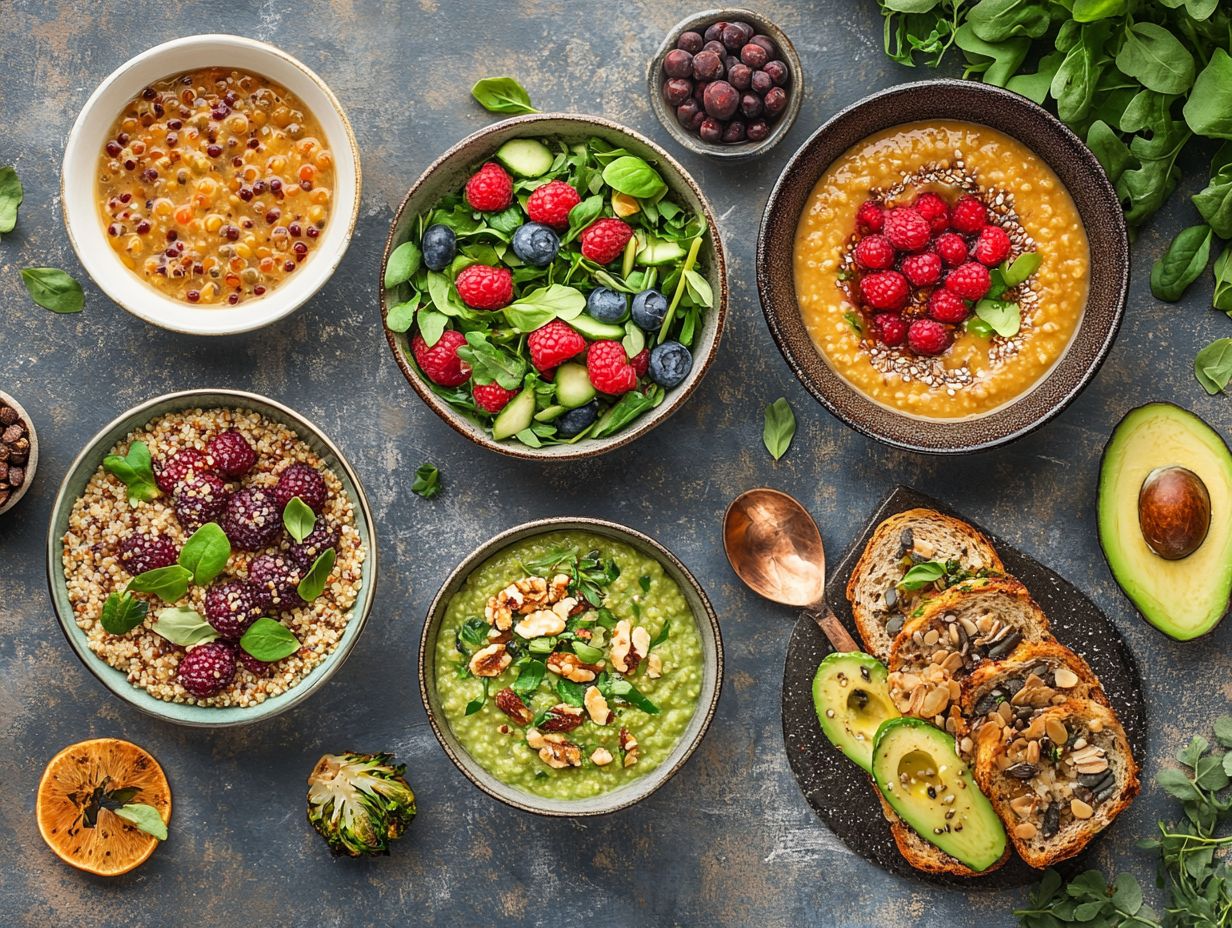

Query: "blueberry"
left=511, top=222, right=560, bottom=267
left=555, top=400, right=599, bottom=438
left=587, top=287, right=627, bottom=323
left=631, top=289, right=669, bottom=331
left=421, top=223, right=456, bottom=272
left=648, top=341, right=693, bottom=388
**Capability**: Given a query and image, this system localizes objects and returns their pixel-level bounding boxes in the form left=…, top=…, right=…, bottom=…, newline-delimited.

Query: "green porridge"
left=434, top=530, right=704, bottom=800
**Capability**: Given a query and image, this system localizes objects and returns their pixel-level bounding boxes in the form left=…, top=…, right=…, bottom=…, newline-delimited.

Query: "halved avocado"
left=1098, top=402, right=1232, bottom=640
left=872, top=718, right=1007, bottom=872
left=812, top=652, right=898, bottom=773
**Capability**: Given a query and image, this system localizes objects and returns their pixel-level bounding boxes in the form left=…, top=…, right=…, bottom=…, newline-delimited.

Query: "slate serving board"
left=780, top=485, right=1146, bottom=888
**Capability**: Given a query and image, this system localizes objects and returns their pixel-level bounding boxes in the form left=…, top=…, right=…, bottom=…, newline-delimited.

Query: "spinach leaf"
left=1002, top=252, right=1041, bottom=287
left=416, top=308, right=448, bottom=346
left=1195, top=338, right=1232, bottom=394
left=1213, top=246, right=1232, bottom=313
left=296, top=548, right=335, bottom=601
left=1150, top=224, right=1212, bottom=300
left=563, top=194, right=604, bottom=243
left=762, top=397, right=796, bottom=461
left=1193, top=167, right=1232, bottom=238
left=1072, top=0, right=1126, bottom=21
left=126, top=565, right=192, bottom=603
left=151, top=607, right=219, bottom=647
left=1115, top=22, right=1195, bottom=95
left=0, top=165, right=21, bottom=235
left=465, top=678, right=491, bottom=716
left=177, top=521, right=232, bottom=585
left=1086, top=120, right=1134, bottom=184
left=591, top=389, right=657, bottom=438
left=954, top=24, right=1029, bottom=87
left=1183, top=48, right=1232, bottom=139
left=967, top=0, right=1051, bottom=42
left=502, top=284, right=585, bottom=332
left=384, top=240, right=422, bottom=288
left=240, top=617, right=300, bottom=662
left=412, top=462, right=442, bottom=499
left=281, top=497, right=316, bottom=545
left=457, top=617, right=489, bottom=649
left=601, top=156, right=667, bottom=200
left=456, top=330, right=527, bottom=388
left=898, top=560, right=948, bottom=591
left=470, top=77, right=536, bottom=114
left=102, top=440, right=160, bottom=504
left=100, top=591, right=149, bottom=635
left=512, top=659, right=546, bottom=697
left=974, top=298, right=1021, bottom=336
left=21, top=267, right=84, bottom=314
left=556, top=678, right=586, bottom=707
left=385, top=293, right=421, bottom=333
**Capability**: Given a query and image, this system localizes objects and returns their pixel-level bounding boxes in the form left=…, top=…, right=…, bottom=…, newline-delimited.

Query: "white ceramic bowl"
left=61, top=35, right=361, bottom=336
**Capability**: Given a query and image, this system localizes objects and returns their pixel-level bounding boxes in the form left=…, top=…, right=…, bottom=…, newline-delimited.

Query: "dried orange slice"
left=36, top=738, right=171, bottom=876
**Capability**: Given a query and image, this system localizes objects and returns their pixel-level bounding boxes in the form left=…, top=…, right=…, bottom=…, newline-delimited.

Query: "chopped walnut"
left=468, top=643, right=511, bottom=677
left=584, top=685, right=613, bottom=725
left=484, top=575, right=559, bottom=631
left=647, top=653, right=663, bottom=679
left=590, top=747, right=614, bottom=766
left=620, top=727, right=639, bottom=767
left=610, top=620, right=633, bottom=673
left=514, top=608, right=567, bottom=640
left=494, top=687, right=534, bottom=725
left=540, top=703, right=585, bottom=732
left=525, top=727, right=581, bottom=769
left=546, top=651, right=601, bottom=683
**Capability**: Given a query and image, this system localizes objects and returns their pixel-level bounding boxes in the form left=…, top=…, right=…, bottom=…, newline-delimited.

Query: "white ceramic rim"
left=61, top=34, right=362, bottom=336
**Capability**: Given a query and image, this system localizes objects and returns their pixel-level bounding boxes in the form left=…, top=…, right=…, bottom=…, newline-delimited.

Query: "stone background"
left=1, top=1, right=1229, bottom=926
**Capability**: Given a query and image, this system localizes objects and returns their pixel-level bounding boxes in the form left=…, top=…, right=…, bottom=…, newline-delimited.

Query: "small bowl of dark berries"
left=649, top=9, right=802, bottom=161
left=0, top=390, right=38, bottom=516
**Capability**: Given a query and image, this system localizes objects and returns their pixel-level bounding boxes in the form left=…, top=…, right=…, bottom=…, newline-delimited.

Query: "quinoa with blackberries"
left=61, top=407, right=365, bottom=708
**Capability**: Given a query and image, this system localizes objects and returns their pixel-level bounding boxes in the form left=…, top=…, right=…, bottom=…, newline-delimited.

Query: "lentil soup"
left=434, top=530, right=703, bottom=800
left=96, top=68, right=335, bottom=306
left=793, top=121, right=1089, bottom=419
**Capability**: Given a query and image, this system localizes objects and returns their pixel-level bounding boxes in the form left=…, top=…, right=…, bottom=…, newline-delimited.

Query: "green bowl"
left=46, top=389, right=378, bottom=727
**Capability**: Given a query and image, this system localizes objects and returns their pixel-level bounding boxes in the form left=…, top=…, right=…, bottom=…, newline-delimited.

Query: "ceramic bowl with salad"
left=380, top=114, right=728, bottom=459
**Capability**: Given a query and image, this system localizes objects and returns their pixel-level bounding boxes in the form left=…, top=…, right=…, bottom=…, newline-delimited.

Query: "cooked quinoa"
left=61, top=407, right=366, bottom=708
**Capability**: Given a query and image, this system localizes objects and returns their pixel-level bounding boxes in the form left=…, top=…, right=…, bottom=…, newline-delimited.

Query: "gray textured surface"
left=1, top=1, right=1229, bottom=926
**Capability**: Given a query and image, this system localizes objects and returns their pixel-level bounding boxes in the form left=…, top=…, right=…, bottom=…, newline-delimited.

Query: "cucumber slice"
left=568, top=315, right=626, bottom=341
left=555, top=363, right=597, bottom=409
left=495, top=139, right=554, bottom=178
left=492, top=387, right=536, bottom=439
left=635, top=237, right=687, bottom=267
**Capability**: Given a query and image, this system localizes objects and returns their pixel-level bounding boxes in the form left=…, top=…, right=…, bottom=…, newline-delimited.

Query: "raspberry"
left=473, top=382, right=517, bottom=413
left=972, top=225, right=1011, bottom=267
left=580, top=218, right=634, bottom=265
left=854, top=234, right=895, bottom=270
left=155, top=448, right=210, bottom=493
left=883, top=207, right=931, bottom=252
left=464, top=162, right=513, bottom=212
left=907, top=318, right=952, bottom=356
left=206, top=429, right=256, bottom=478
left=272, top=462, right=327, bottom=513
left=934, top=232, right=968, bottom=267
left=177, top=641, right=236, bottom=699
left=248, top=553, right=304, bottom=612
left=237, top=650, right=272, bottom=677
left=871, top=313, right=907, bottom=347
left=526, top=180, right=581, bottom=230
left=455, top=264, right=513, bottom=310
left=946, top=262, right=992, bottom=301
left=528, top=320, right=587, bottom=372
left=204, top=579, right=265, bottom=638
left=856, top=200, right=885, bottom=233
left=117, top=531, right=179, bottom=576
left=173, top=472, right=228, bottom=533
left=221, top=487, right=281, bottom=551
left=858, top=270, right=910, bottom=311
left=631, top=348, right=649, bottom=377
left=902, top=252, right=942, bottom=287
left=951, top=195, right=987, bottom=234
left=912, top=192, right=950, bottom=232
left=288, top=520, right=339, bottom=570
left=928, top=288, right=970, bottom=324
left=412, top=330, right=471, bottom=387
left=586, top=341, right=638, bottom=395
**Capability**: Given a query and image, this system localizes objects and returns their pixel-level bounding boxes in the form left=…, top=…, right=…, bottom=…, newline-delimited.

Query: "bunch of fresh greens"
left=1014, top=716, right=1232, bottom=927
left=876, top=0, right=1232, bottom=391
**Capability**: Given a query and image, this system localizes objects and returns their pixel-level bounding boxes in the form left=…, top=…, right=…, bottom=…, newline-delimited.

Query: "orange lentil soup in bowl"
left=793, top=120, right=1089, bottom=421
left=96, top=68, right=334, bottom=307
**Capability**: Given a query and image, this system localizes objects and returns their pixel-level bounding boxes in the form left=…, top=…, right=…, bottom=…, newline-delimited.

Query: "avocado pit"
left=1138, top=465, right=1210, bottom=560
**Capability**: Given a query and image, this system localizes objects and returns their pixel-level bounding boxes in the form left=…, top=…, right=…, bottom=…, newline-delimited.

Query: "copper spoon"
left=723, top=488, right=861, bottom=653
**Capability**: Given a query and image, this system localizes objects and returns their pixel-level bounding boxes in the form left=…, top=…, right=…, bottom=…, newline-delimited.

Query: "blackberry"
left=173, top=472, right=228, bottom=532
left=288, top=519, right=340, bottom=570
left=248, top=553, right=305, bottom=611
left=117, top=532, right=179, bottom=576
left=236, top=649, right=272, bottom=677
left=221, top=487, right=281, bottom=551
left=272, top=462, right=327, bottom=513
left=155, top=447, right=210, bottom=493
left=206, top=429, right=257, bottom=478
left=204, top=579, right=265, bottom=638
left=177, top=641, right=237, bottom=698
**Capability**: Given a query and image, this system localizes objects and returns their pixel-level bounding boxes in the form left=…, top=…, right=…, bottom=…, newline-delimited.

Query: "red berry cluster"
left=848, top=191, right=1010, bottom=357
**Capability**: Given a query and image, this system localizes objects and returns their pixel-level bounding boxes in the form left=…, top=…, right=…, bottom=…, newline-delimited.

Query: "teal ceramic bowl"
left=46, top=389, right=378, bottom=727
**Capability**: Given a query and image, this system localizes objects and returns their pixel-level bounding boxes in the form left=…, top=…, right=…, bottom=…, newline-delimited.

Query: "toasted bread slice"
left=973, top=699, right=1138, bottom=869
left=956, top=641, right=1108, bottom=761
left=874, top=790, right=1009, bottom=877
left=886, top=578, right=1052, bottom=734
left=847, top=509, right=1004, bottom=661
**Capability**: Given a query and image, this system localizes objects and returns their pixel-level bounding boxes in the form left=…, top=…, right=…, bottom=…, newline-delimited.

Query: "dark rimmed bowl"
left=380, top=113, right=728, bottom=462
left=46, top=389, right=378, bottom=728
left=0, top=389, right=38, bottom=516
left=757, top=80, right=1129, bottom=454
left=647, top=8, right=803, bottom=162
left=418, top=517, right=723, bottom=816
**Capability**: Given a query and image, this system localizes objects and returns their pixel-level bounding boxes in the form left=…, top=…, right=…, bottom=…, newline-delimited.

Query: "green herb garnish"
left=763, top=397, right=796, bottom=461
left=240, top=617, right=300, bottom=662
left=99, top=591, right=148, bottom=636
left=127, top=565, right=192, bottom=603
left=512, top=659, right=546, bottom=697
left=470, top=76, right=537, bottom=114
left=151, top=607, right=219, bottom=647
left=282, top=497, right=317, bottom=544
left=464, top=678, right=491, bottom=716
left=21, top=267, right=84, bottom=314
left=296, top=548, right=336, bottom=602
left=0, top=165, right=22, bottom=236
left=177, top=522, right=231, bottom=585
left=113, top=802, right=168, bottom=841
left=102, top=440, right=160, bottom=504
left=1195, top=338, right=1232, bottom=395
left=412, top=463, right=442, bottom=499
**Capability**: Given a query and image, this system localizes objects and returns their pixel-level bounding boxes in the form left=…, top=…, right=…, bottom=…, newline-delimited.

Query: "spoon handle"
left=803, top=602, right=861, bottom=653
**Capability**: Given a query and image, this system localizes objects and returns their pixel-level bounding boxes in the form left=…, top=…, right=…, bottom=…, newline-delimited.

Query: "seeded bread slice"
left=973, top=699, right=1139, bottom=869
left=886, top=578, right=1052, bottom=733
left=847, top=509, right=1004, bottom=661
left=875, top=790, right=1010, bottom=877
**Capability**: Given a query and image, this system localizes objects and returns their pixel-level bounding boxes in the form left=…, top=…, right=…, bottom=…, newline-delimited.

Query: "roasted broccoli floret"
left=306, top=752, right=416, bottom=857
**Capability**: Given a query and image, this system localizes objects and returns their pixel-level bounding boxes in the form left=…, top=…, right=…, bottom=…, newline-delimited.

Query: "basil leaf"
left=512, top=658, right=546, bottom=697
left=1150, top=224, right=1213, bottom=301
left=127, top=565, right=192, bottom=602
left=898, top=560, right=947, bottom=591
left=555, top=678, right=586, bottom=707
left=21, top=267, right=84, bottom=314
left=151, top=607, right=219, bottom=647
left=762, top=397, right=796, bottom=461
left=639, top=575, right=651, bottom=594
left=601, top=156, right=667, bottom=200
left=0, top=165, right=22, bottom=235
left=239, top=617, right=300, bottom=662
left=384, top=240, right=422, bottom=288
left=412, top=462, right=442, bottom=499
left=1115, top=22, right=1194, bottom=95
left=614, top=680, right=659, bottom=714
left=563, top=195, right=604, bottom=243
left=296, top=548, right=335, bottom=601
left=1194, top=338, right=1232, bottom=395
left=100, top=591, right=149, bottom=635
left=591, top=389, right=656, bottom=439
left=502, top=284, right=585, bottom=333
left=114, top=803, right=167, bottom=841
left=1183, top=49, right=1232, bottom=139
left=470, top=77, right=537, bottom=114
left=102, top=440, right=160, bottom=504
left=177, top=522, right=232, bottom=586
left=282, top=497, right=317, bottom=544
left=464, top=678, right=490, bottom=716
left=974, top=298, right=1022, bottom=337
left=650, top=619, right=670, bottom=649
left=1002, top=252, right=1041, bottom=287
left=416, top=308, right=448, bottom=346
left=385, top=294, right=421, bottom=333
left=571, top=641, right=605, bottom=663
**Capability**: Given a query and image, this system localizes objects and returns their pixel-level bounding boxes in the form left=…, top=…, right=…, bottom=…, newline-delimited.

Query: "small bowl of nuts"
left=648, top=9, right=802, bottom=162
left=0, top=390, right=38, bottom=516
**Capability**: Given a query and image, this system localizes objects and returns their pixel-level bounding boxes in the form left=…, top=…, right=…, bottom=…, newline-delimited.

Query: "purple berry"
left=272, top=462, right=327, bottom=513
left=764, top=86, right=789, bottom=118
left=221, top=487, right=281, bottom=551
left=117, top=532, right=179, bottom=575
left=751, top=69, right=773, bottom=95
left=703, top=81, right=739, bottom=121
left=288, top=519, right=340, bottom=570
left=728, top=63, right=752, bottom=91
left=740, top=43, right=768, bottom=69
left=676, top=31, right=703, bottom=53
left=722, top=120, right=747, bottom=143
left=722, top=21, right=754, bottom=51
left=740, top=92, right=764, bottom=119
left=663, top=78, right=693, bottom=107
left=204, top=579, right=265, bottom=638
left=764, top=59, right=790, bottom=86
left=206, top=429, right=256, bottom=478
left=703, top=21, right=728, bottom=43
left=747, top=119, right=770, bottom=142
left=177, top=641, right=237, bottom=698
left=237, top=649, right=272, bottom=677
left=699, top=118, right=724, bottom=144
left=662, top=49, right=693, bottom=79
left=155, top=448, right=210, bottom=493
left=676, top=100, right=700, bottom=127
left=248, top=553, right=305, bottom=612
left=702, top=40, right=726, bottom=56
left=691, top=50, right=724, bottom=81
left=749, top=35, right=777, bottom=57
left=173, top=472, right=228, bottom=532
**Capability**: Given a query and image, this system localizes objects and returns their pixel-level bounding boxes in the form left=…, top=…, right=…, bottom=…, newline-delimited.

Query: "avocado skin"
left=811, top=652, right=896, bottom=773
left=1097, top=402, right=1232, bottom=641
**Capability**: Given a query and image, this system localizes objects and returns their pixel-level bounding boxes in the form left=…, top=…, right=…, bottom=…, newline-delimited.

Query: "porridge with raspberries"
left=61, top=406, right=365, bottom=707
left=793, top=120, right=1089, bottom=419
